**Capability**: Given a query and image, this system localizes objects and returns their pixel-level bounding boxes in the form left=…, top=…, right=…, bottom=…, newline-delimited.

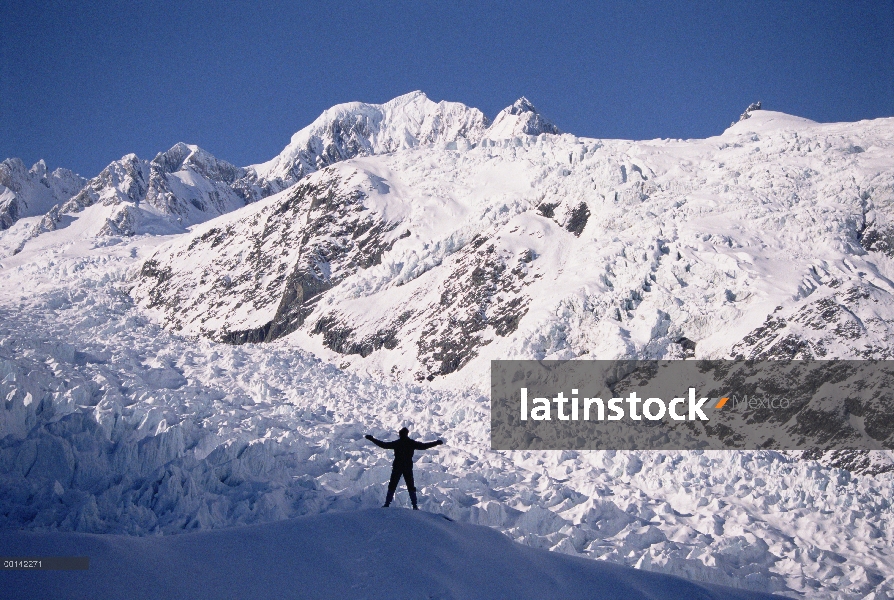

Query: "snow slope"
left=0, top=509, right=781, bottom=600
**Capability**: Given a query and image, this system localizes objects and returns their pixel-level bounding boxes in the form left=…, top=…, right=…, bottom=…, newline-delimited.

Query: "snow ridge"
left=248, top=91, right=492, bottom=186
left=4, top=92, right=562, bottom=251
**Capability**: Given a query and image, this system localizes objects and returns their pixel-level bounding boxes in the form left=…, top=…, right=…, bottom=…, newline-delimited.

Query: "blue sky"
left=2, top=0, right=892, bottom=177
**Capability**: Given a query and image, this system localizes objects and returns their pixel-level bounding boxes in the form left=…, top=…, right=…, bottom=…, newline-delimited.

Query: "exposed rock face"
left=134, top=167, right=410, bottom=345
left=263, top=182, right=400, bottom=343
left=0, top=158, right=85, bottom=230
left=729, top=276, right=894, bottom=361
left=414, top=235, right=534, bottom=377
left=733, top=101, right=763, bottom=126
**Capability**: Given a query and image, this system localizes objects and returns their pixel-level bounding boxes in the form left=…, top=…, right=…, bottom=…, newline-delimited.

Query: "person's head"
left=399, top=427, right=409, bottom=438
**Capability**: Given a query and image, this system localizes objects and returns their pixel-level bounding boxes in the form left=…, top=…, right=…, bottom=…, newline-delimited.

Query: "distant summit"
left=250, top=91, right=491, bottom=187
left=486, top=97, right=561, bottom=140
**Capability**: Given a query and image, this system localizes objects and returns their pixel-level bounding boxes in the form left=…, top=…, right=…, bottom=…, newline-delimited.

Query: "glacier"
left=2, top=93, right=894, bottom=598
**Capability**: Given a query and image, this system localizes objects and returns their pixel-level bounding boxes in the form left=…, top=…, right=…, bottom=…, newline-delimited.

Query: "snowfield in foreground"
left=2, top=96, right=894, bottom=598
left=0, top=508, right=782, bottom=600
left=0, top=232, right=892, bottom=598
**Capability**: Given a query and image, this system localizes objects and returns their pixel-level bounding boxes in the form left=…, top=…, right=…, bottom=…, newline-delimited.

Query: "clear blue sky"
left=2, top=0, right=893, bottom=177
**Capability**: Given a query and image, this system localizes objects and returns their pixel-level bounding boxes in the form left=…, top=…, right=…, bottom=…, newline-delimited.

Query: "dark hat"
left=399, top=427, right=409, bottom=437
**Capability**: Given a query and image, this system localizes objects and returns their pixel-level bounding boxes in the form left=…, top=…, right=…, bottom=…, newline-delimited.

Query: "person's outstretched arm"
left=365, top=434, right=397, bottom=449
left=413, top=439, right=445, bottom=450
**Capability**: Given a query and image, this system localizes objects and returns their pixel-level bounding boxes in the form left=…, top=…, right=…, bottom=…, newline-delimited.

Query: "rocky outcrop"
left=730, top=281, right=892, bottom=361
left=732, top=101, right=762, bottom=126
left=415, top=236, right=534, bottom=378
left=134, top=167, right=412, bottom=345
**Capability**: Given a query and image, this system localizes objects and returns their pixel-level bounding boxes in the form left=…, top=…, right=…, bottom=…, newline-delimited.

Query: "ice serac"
left=0, top=158, right=85, bottom=229
left=248, top=91, right=491, bottom=187
left=485, top=97, right=561, bottom=140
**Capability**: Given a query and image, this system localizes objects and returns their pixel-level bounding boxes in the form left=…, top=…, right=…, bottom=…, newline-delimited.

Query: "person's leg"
left=404, top=466, right=418, bottom=509
left=384, top=466, right=402, bottom=507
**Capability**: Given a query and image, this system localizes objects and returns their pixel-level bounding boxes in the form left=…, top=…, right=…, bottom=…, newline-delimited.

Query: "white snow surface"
left=2, top=100, right=894, bottom=599
left=1, top=508, right=781, bottom=600
left=249, top=91, right=491, bottom=185
left=1, top=206, right=893, bottom=599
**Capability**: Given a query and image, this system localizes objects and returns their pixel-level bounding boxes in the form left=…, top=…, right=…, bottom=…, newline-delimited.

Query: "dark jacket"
left=366, top=435, right=441, bottom=466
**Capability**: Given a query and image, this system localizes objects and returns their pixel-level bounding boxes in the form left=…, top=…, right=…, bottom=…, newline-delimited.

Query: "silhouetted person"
left=365, top=427, right=444, bottom=510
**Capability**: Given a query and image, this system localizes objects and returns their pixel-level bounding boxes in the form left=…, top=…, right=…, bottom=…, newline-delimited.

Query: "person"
left=365, top=427, right=444, bottom=510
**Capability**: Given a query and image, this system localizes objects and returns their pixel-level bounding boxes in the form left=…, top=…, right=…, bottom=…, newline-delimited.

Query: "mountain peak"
left=29, top=159, right=48, bottom=178
left=250, top=92, right=489, bottom=184
left=507, top=97, right=537, bottom=115
left=384, top=90, right=429, bottom=106
left=486, top=97, right=560, bottom=140
left=150, top=143, right=242, bottom=184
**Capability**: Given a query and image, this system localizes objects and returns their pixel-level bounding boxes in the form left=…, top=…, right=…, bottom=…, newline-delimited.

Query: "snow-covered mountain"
left=134, top=107, right=894, bottom=386
left=0, top=144, right=260, bottom=257
left=248, top=90, right=491, bottom=188
left=485, top=96, right=561, bottom=140
left=4, top=94, right=894, bottom=599
left=3, top=92, right=528, bottom=256
left=31, top=144, right=250, bottom=238
left=0, top=158, right=84, bottom=229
